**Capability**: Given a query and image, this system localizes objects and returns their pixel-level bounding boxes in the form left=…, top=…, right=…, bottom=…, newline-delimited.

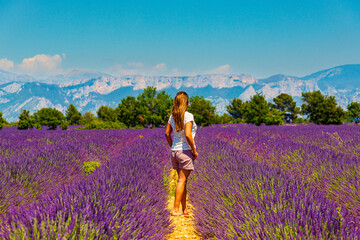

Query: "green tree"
left=347, top=102, right=360, bottom=124
left=34, top=108, right=66, bottom=130
left=137, top=87, right=159, bottom=126
left=66, top=104, right=82, bottom=125
left=223, top=113, right=238, bottom=124
left=264, top=108, right=284, bottom=126
left=226, top=98, right=247, bottom=120
left=213, top=113, right=235, bottom=124
left=116, top=96, right=142, bottom=127
left=244, top=92, right=270, bottom=126
left=4, top=120, right=17, bottom=127
left=188, top=96, right=216, bottom=126
left=153, top=90, right=173, bottom=126
left=301, top=91, right=345, bottom=125
left=272, top=93, right=300, bottom=122
left=0, top=112, right=5, bottom=129
left=293, top=117, right=309, bottom=123
left=18, top=109, right=35, bottom=130
left=60, top=121, right=69, bottom=130
left=97, top=105, right=117, bottom=122
left=34, top=123, right=42, bottom=130
left=136, top=87, right=173, bottom=127
left=76, top=119, right=126, bottom=130
left=79, top=111, right=96, bottom=125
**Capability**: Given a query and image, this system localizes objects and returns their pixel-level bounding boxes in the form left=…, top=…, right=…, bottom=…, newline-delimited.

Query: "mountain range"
left=1, top=64, right=360, bottom=122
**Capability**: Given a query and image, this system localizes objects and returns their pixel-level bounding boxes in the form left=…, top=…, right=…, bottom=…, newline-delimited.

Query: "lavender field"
left=1, top=124, right=360, bottom=239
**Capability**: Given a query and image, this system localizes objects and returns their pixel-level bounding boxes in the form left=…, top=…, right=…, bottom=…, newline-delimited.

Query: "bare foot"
left=171, top=210, right=183, bottom=216
left=183, top=210, right=190, bottom=217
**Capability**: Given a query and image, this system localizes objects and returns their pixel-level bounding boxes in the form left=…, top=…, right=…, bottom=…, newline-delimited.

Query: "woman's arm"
left=185, top=121, right=198, bottom=160
left=165, top=123, right=173, bottom=148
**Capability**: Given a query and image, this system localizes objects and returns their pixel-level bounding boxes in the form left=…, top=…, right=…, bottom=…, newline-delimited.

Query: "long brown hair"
left=172, top=91, right=189, bottom=132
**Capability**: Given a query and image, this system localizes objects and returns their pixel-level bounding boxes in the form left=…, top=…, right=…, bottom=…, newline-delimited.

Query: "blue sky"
left=0, top=0, right=359, bottom=79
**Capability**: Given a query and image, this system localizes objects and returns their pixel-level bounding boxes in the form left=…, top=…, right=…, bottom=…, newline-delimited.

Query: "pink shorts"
left=171, top=150, right=194, bottom=171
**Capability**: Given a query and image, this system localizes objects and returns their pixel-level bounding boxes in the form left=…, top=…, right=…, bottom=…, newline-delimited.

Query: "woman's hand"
left=165, top=123, right=173, bottom=148
left=192, top=151, right=199, bottom=160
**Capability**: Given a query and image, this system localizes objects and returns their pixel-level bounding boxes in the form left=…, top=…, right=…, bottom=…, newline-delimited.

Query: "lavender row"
left=206, top=124, right=360, bottom=217
left=0, top=128, right=142, bottom=215
left=1, top=130, right=171, bottom=239
left=189, top=131, right=359, bottom=239
left=260, top=124, right=360, bottom=158
left=213, top=124, right=360, bottom=158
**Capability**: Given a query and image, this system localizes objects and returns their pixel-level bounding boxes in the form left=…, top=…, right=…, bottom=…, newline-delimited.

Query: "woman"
left=165, top=91, right=198, bottom=217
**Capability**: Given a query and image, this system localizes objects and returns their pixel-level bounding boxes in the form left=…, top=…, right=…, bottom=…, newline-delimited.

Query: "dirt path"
left=166, top=170, right=202, bottom=240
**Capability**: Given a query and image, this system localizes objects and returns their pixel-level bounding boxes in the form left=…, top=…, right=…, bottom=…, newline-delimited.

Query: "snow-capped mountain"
left=1, top=64, right=360, bottom=122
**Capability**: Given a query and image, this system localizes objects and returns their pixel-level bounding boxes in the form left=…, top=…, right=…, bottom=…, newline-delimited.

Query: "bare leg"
left=181, top=182, right=188, bottom=215
left=172, top=169, right=191, bottom=215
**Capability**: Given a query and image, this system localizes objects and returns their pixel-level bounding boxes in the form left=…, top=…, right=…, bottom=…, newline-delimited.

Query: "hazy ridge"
left=1, top=64, right=359, bottom=121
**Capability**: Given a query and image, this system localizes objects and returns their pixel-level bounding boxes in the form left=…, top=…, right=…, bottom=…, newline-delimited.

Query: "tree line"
left=0, top=87, right=359, bottom=130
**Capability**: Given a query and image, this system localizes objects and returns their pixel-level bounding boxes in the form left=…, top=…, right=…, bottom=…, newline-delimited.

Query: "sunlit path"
left=166, top=170, right=202, bottom=240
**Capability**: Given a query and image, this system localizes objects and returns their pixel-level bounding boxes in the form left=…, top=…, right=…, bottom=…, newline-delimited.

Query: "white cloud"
left=1, top=54, right=233, bottom=79
left=154, top=63, right=167, bottom=71
left=0, top=58, right=15, bottom=70
left=205, top=64, right=231, bottom=74
left=17, top=54, right=65, bottom=78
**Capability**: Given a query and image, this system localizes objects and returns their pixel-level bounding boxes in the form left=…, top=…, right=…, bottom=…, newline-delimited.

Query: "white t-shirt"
left=168, top=111, right=197, bottom=151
